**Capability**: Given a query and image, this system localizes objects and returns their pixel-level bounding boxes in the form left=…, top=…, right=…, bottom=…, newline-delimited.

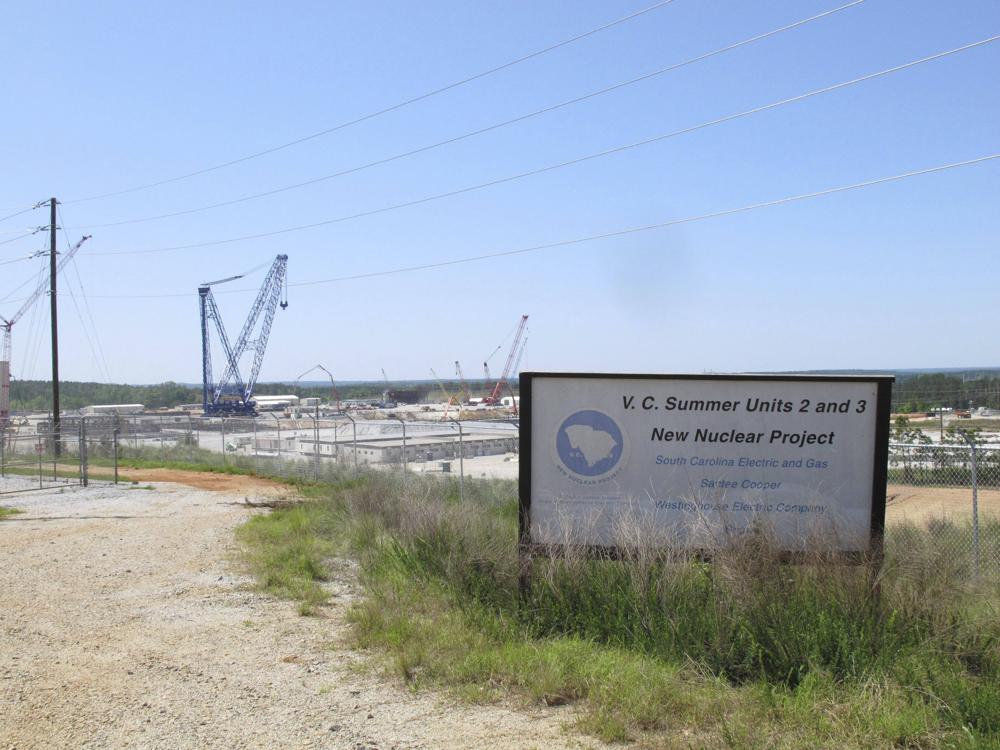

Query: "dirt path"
left=0, top=479, right=597, bottom=750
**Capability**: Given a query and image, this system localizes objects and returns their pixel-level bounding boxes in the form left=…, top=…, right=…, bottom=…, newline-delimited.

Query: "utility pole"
left=49, top=197, right=60, bottom=457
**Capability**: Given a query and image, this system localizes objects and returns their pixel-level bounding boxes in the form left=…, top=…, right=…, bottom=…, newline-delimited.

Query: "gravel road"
left=0, top=476, right=597, bottom=750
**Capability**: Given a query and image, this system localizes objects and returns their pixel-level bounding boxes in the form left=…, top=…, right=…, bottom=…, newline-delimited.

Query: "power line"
left=18, top=259, right=49, bottom=382
left=63, top=0, right=679, bottom=205
left=73, top=152, right=1000, bottom=299
left=0, top=230, right=40, bottom=247
left=59, top=207, right=113, bottom=383
left=78, top=0, right=865, bottom=230
left=85, top=34, right=1000, bottom=258
left=0, top=258, right=48, bottom=305
left=0, top=205, right=38, bottom=224
left=0, top=252, right=44, bottom=268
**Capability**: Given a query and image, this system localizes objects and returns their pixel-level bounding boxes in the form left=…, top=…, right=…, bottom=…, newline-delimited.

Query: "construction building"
left=297, top=431, right=516, bottom=465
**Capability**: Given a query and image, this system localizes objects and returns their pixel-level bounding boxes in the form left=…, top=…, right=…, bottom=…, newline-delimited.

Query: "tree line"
left=892, top=372, right=1000, bottom=413
left=6, top=378, right=501, bottom=412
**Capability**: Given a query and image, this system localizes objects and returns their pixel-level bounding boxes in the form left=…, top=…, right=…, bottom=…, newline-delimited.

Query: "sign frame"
left=518, top=371, right=893, bottom=564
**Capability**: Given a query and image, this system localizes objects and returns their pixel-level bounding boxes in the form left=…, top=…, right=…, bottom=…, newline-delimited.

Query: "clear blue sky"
left=1, top=0, right=997, bottom=385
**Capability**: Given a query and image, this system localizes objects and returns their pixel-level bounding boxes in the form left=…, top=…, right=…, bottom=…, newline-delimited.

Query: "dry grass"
left=239, top=469, right=1000, bottom=747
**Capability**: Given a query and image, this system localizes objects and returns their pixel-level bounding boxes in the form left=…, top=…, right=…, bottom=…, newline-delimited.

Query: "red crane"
left=484, top=315, right=528, bottom=407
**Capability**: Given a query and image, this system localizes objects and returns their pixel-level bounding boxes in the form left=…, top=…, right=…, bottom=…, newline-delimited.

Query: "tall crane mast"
left=1, top=235, right=90, bottom=426
left=484, top=314, right=528, bottom=406
left=200, top=254, right=288, bottom=416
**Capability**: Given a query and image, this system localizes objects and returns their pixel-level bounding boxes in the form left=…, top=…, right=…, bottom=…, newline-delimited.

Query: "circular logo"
left=555, top=410, right=625, bottom=480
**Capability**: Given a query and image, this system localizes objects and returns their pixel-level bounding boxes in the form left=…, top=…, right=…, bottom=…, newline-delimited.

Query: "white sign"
left=522, top=374, right=891, bottom=554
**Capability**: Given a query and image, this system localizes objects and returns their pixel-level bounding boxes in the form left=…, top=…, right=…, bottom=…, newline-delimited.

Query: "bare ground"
left=0, top=478, right=598, bottom=750
left=886, top=483, right=1000, bottom=524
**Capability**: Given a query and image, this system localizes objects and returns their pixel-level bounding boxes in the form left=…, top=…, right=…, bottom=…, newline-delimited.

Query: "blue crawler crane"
left=199, top=255, right=288, bottom=416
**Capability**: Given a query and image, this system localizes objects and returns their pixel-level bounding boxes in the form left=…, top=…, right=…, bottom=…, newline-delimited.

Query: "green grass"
left=239, top=470, right=1000, bottom=747
left=0, top=505, right=23, bottom=519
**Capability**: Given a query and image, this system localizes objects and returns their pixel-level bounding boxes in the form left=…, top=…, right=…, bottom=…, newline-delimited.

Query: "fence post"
left=270, top=413, right=281, bottom=462
left=306, top=413, right=319, bottom=480
left=341, top=412, right=357, bottom=469
left=113, top=427, right=119, bottom=484
left=221, top=417, right=227, bottom=466
left=393, top=417, right=407, bottom=479
left=80, top=418, right=88, bottom=487
left=449, top=418, right=464, bottom=502
left=1, top=425, right=5, bottom=479
left=252, top=417, right=258, bottom=471
left=959, top=431, right=982, bottom=581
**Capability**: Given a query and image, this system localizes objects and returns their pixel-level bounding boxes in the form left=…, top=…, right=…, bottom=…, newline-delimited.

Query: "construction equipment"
left=430, top=368, right=456, bottom=420
left=199, top=254, right=288, bottom=416
left=454, top=361, right=470, bottom=404
left=504, top=333, right=529, bottom=413
left=483, top=314, right=528, bottom=408
left=1, top=235, right=90, bottom=426
left=296, top=364, right=341, bottom=413
left=511, top=333, right=528, bottom=375
left=379, top=368, right=397, bottom=408
left=482, top=343, right=502, bottom=392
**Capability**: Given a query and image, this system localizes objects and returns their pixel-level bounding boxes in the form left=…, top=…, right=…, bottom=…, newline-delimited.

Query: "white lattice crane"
left=0, top=235, right=90, bottom=426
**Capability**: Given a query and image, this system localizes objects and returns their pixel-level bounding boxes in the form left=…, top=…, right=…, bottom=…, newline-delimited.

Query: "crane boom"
left=1, top=235, right=90, bottom=425
left=200, top=254, right=288, bottom=416
left=1, top=235, right=91, bottom=330
left=454, top=360, right=469, bottom=404
left=511, top=334, right=528, bottom=377
left=430, top=368, right=453, bottom=420
left=486, top=314, right=528, bottom=404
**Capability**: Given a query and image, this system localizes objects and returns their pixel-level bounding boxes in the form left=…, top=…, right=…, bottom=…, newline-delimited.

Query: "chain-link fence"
left=888, top=441, right=1000, bottom=577
left=3, top=418, right=996, bottom=577
left=2, top=413, right=520, bottom=497
left=0, top=422, right=90, bottom=494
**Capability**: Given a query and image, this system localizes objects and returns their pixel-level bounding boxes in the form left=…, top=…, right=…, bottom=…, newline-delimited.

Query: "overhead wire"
left=58, top=207, right=113, bottom=383
left=18, top=258, right=49, bottom=382
left=83, top=34, right=1000, bottom=258
left=0, top=205, right=39, bottom=224
left=0, top=230, right=41, bottom=247
left=0, top=252, right=44, bottom=268
left=63, top=0, right=680, bottom=205
left=71, top=152, right=1000, bottom=299
left=77, top=0, right=865, bottom=230
left=0, top=255, right=48, bottom=305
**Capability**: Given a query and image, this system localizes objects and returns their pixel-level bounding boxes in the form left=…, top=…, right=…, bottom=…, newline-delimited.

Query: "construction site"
left=0, top=248, right=528, bottom=484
